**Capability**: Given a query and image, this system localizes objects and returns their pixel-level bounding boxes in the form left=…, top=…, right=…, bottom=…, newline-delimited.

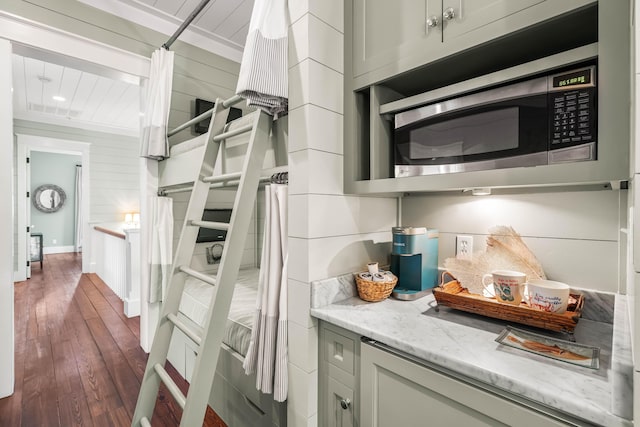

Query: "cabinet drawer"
left=324, top=328, right=356, bottom=376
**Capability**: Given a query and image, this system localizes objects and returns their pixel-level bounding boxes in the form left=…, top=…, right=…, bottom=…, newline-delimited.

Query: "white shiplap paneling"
left=402, top=190, right=624, bottom=292
left=13, top=120, right=140, bottom=224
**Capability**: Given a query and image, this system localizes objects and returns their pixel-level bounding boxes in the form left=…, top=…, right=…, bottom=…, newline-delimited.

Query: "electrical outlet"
left=456, top=235, right=473, bottom=260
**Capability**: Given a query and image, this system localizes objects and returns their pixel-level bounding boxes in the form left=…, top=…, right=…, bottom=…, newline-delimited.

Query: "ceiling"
left=12, top=54, right=141, bottom=136
left=81, top=0, right=254, bottom=61
left=12, top=0, right=254, bottom=136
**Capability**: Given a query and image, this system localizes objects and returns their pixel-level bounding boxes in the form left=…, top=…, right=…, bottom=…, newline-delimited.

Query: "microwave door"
left=394, top=97, right=550, bottom=176
left=395, top=76, right=548, bottom=129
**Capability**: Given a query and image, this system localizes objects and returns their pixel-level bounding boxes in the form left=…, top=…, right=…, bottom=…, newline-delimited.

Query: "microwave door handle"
left=394, top=77, right=548, bottom=129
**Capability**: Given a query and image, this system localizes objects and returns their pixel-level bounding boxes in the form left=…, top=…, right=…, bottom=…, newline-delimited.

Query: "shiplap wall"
left=13, top=120, right=140, bottom=223
left=287, top=2, right=397, bottom=426
left=402, top=189, right=625, bottom=294
left=170, top=188, right=260, bottom=273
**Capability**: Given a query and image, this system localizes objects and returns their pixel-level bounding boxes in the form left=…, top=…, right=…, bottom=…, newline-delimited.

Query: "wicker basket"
left=355, top=273, right=398, bottom=302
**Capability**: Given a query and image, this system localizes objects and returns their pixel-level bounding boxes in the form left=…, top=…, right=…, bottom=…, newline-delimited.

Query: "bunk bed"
left=157, top=109, right=288, bottom=427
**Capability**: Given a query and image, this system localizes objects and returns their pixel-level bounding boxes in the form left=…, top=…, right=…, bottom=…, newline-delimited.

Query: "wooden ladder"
left=132, top=96, right=272, bottom=427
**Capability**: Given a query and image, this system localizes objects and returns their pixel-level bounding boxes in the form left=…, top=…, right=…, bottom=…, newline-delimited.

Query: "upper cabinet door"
left=352, top=0, right=437, bottom=77
left=442, top=0, right=546, bottom=43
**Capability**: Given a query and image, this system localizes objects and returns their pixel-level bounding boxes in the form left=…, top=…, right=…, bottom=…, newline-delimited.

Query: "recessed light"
left=52, top=95, right=66, bottom=102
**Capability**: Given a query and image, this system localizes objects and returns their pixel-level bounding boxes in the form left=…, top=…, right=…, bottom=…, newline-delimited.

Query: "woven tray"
left=433, top=279, right=585, bottom=333
left=355, top=274, right=398, bottom=302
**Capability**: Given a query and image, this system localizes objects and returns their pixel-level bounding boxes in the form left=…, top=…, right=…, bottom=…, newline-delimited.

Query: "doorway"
left=15, top=138, right=89, bottom=281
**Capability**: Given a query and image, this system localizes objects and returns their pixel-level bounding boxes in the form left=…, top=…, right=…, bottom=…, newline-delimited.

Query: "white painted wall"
left=287, top=2, right=397, bottom=425
left=0, top=38, right=15, bottom=399
left=403, top=189, right=625, bottom=293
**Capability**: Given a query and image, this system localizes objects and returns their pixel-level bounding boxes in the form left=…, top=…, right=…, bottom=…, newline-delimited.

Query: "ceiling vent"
left=28, top=102, right=82, bottom=118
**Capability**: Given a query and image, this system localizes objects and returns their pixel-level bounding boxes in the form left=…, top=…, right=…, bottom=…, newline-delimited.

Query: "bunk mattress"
left=178, top=268, right=259, bottom=357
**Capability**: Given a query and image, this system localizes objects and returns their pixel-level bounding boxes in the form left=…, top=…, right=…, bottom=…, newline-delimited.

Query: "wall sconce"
left=471, top=188, right=492, bottom=196
left=124, top=212, right=140, bottom=227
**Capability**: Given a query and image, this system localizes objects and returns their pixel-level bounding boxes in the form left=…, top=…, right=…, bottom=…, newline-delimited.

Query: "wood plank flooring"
left=0, top=253, right=227, bottom=427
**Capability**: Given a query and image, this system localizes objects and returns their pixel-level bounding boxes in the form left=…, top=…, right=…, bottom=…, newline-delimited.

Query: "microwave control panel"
left=548, top=66, right=597, bottom=150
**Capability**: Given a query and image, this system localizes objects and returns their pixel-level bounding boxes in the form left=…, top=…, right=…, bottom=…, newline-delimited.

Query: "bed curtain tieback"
left=243, top=183, right=288, bottom=402
left=140, top=48, right=174, bottom=160
left=236, top=0, right=288, bottom=118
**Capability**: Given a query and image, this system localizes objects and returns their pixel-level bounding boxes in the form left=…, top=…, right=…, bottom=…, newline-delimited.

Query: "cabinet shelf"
left=344, top=1, right=630, bottom=196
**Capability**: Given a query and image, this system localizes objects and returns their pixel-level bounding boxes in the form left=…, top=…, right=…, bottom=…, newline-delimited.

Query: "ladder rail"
left=133, top=103, right=273, bottom=427
left=132, top=99, right=232, bottom=427
left=179, top=110, right=271, bottom=427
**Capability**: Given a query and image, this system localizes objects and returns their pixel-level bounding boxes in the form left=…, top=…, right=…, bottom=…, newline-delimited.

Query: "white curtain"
left=149, top=196, right=173, bottom=302
left=140, top=48, right=174, bottom=160
left=243, top=184, right=288, bottom=402
left=74, top=165, right=82, bottom=252
left=236, top=0, right=288, bottom=117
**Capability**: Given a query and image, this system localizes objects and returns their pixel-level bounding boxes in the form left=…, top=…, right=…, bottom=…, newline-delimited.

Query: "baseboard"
left=43, top=245, right=76, bottom=254
left=124, top=298, right=140, bottom=318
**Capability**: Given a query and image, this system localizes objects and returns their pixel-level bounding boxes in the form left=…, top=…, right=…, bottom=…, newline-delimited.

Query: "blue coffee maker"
left=390, top=226, right=439, bottom=300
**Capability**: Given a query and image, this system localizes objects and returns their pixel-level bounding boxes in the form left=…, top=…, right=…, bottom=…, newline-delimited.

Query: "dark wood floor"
left=0, top=252, right=226, bottom=427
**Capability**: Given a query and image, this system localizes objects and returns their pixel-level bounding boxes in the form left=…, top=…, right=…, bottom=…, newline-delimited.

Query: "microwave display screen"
left=552, top=68, right=592, bottom=89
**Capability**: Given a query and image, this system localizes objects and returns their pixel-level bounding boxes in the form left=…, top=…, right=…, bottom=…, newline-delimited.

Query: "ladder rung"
left=167, top=313, right=202, bottom=346
left=191, top=220, right=229, bottom=231
left=202, top=171, right=242, bottom=184
left=140, top=417, right=151, bottom=427
left=212, top=123, right=253, bottom=142
left=153, top=363, right=186, bottom=409
left=179, top=266, right=217, bottom=287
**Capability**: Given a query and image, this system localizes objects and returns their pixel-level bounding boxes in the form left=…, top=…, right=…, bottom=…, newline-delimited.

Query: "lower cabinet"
left=360, top=340, right=574, bottom=427
left=326, top=377, right=355, bottom=427
left=319, top=322, right=360, bottom=427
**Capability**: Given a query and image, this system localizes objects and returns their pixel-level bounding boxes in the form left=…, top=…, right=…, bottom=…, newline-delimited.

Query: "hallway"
left=0, top=253, right=225, bottom=426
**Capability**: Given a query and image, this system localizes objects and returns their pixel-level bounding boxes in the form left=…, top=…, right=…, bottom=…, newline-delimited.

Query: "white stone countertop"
left=311, top=289, right=633, bottom=426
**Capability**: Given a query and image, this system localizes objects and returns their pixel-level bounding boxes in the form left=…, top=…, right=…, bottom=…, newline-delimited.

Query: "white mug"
left=526, top=279, right=570, bottom=313
left=482, top=270, right=527, bottom=305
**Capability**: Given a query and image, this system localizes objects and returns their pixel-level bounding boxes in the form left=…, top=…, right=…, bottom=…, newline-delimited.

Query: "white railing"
left=91, top=223, right=140, bottom=317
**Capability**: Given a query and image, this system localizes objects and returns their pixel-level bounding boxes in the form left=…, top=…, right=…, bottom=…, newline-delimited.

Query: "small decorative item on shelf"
left=355, top=269, right=398, bottom=302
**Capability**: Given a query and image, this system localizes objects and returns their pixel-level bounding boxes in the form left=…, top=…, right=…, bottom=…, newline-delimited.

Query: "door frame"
left=15, top=136, right=91, bottom=280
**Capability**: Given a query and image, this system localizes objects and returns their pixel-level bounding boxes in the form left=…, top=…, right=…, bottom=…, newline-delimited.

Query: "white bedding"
left=178, top=268, right=259, bottom=357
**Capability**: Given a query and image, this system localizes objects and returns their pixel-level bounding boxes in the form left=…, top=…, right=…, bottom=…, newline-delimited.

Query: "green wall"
left=30, top=151, right=81, bottom=248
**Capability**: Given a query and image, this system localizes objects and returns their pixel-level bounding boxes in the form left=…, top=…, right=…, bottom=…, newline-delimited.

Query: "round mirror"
left=33, top=184, right=67, bottom=213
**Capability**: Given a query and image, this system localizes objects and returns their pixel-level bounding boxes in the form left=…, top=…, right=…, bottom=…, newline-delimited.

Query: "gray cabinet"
left=351, top=0, right=593, bottom=85
left=360, top=340, right=577, bottom=427
left=319, top=322, right=361, bottom=427
left=344, top=0, right=631, bottom=195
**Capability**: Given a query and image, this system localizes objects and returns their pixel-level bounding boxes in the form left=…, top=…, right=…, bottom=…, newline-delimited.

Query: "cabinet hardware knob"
left=443, top=7, right=455, bottom=20
left=426, top=15, right=439, bottom=28
left=340, top=398, right=351, bottom=410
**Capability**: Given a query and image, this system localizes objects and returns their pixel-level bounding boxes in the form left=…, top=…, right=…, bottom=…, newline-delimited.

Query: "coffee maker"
left=390, top=226, right=439, bottom=300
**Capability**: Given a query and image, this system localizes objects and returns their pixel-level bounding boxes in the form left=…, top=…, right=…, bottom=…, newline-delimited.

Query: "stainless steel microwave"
left=394, top=65, right=597, bottom=178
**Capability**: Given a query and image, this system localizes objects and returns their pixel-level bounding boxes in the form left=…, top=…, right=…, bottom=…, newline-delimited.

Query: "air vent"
left=28, top=102, right=82, bottom=118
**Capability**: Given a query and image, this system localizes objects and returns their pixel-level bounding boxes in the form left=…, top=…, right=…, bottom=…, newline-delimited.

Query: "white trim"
left=14, top=142, right=27, bottom=282
left=0, top=38, right=15, bottom=400
left=13, top=112, right=139, bottom=138
left=0, top=10, right=150, bottom=78
left=17, top=135, right=91, bottom=273
left=124, top=298, right=141, bottom=317
left=77, top=0, right=243, bottom=63
left=43, top=245, right=76, bottom=255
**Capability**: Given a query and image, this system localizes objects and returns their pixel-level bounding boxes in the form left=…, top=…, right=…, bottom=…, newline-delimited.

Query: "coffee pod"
left=367, top=262, right=379, bottom=274
left=359, top=272, right=373, bottom=280
left=372, top=273, right=386, bottom=282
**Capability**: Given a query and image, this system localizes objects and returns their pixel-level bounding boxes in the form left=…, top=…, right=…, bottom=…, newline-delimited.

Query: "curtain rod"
left=162, top=0, right=212, bottom=50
